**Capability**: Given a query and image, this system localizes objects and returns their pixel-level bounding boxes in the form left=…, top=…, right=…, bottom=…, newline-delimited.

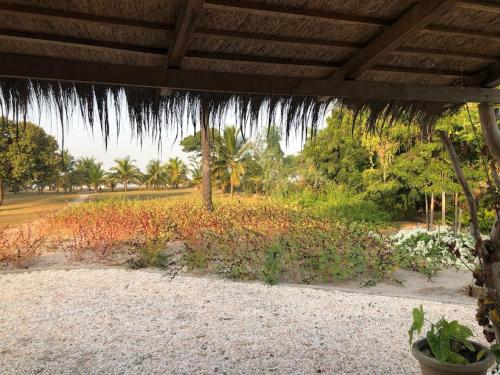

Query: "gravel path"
left=0, top=269, right=484, bottom=374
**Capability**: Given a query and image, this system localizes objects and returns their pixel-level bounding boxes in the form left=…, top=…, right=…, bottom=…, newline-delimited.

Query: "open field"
left=0, top=188, right=198, bottom=227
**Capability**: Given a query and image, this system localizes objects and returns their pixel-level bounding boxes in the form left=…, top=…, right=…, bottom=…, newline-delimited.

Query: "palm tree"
left=75, top=157, right=97, bottom=191
left=88, top=161, right=106, bottom=192
left=165, top=157, right=187, bottom=189
left=214, top=126, right=251, bottom=197
left=189, top=155, right=202, bottom=188
left=110, top=156, right=140, bottom=191
left=60, top=150, right=76, bottom=193
left=145, top=159, right=167, bottom=189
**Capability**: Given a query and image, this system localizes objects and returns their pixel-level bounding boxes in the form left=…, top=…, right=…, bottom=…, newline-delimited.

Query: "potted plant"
left=409, top=305, right=499, bottom=375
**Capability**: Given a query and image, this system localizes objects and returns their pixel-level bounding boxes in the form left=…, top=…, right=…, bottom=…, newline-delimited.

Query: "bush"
left=391, top=228, right=476, bottom=278
left=0, top=224, right=46, bottom=266
left=282, top=184, right=392, bottom=228
left=49, top=197, right=395, bottom=284
left=262, top=241, right=283, bottom=284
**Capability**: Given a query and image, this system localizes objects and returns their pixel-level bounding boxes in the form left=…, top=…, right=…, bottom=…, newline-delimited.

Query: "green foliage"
left=127, top=241, right=170, bottom=269
left=0, top=119, right=60, bottom=196
left=110, top=156, right=141, bottom=191
left=409, top=306, right=480, bottom=365
left=408, top=305, right=424, bottom=346
left=302, top=112, right=370, bottom=191
left=283, top=183, right=392, bottom=228
left=262, top=241, right=283, bottom=284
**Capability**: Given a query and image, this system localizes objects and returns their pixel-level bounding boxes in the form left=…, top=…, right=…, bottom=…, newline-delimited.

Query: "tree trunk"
left=0, top=180, right=4, bottom=207
left=124, top=182, right=128, bottom=192
left=200, top=103, right=213, bottom=212
left=425, top=193, right=429, bottom=231
left=441, top=191, right=446, bottom=228
left=438, top=131, right=481, bottom=242
left=430, top=192, right=435, bottom=231
left=230, top=182, right=234, bottom=198
left=479, top=103, right=500, bottom=166
left=454, top=192, right=459, bottom=236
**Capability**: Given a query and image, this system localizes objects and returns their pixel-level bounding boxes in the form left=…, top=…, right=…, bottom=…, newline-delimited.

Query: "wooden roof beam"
left=0, top=53, right=498, bottom=103
left=167, top=0, right=205, bottom=68
left=328, top=0, right=458, bottom=81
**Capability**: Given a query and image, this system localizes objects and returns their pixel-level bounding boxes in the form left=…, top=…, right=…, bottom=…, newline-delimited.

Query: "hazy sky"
left=30, top=105, right=314, bottom=170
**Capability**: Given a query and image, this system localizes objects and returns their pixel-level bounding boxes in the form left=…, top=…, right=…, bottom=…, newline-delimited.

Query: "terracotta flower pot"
left=412, top=338, right=494, bottom=375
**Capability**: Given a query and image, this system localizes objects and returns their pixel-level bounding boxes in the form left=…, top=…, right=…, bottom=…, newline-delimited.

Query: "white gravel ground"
left=0, top=269, right=484, bottom=374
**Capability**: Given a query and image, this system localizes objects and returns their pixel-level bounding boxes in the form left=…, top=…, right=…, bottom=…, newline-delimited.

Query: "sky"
left=30, top=104, right=317, bottom=171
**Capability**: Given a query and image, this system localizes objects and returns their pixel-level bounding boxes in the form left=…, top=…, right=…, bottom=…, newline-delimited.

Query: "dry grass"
left=0, top=188, right=197, bottom=227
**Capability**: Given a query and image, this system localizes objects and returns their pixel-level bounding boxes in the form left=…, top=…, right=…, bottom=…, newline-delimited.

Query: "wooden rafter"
left=167, top=0, right=205, bottom=68
left=328, top=0, right=457, bottom=81
left=0, top=53, right=498, bottom=103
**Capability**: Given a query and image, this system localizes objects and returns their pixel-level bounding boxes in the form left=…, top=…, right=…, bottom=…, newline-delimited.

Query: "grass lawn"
left=0, top=188, right=198, bottom=227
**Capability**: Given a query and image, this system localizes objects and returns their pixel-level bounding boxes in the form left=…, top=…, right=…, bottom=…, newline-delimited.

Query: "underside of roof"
left=0, top=0, right=499, bottom=139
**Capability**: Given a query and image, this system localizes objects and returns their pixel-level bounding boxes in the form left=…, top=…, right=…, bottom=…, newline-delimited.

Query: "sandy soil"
left=0, top=268, right=488, bottom=375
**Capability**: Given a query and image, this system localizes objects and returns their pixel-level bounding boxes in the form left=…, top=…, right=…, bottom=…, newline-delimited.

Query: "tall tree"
left=145, top=159, right=167, bottom=190
left=0, top=119, right=60, bottom=203
left=88, top=161, right=106, bottom=192
left=110, top=156, right=140, bottom=191
left=213, top=126, right=251, bottom=197
left=60, top=150, right=76, bottom=193
left=165, top=157, right=188, bottom=189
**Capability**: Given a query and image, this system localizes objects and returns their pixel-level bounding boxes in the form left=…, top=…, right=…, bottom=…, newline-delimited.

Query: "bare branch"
left=438, top=130, right=482, bottom=244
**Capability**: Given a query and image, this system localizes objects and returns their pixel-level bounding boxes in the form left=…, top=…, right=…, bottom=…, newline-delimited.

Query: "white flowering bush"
left=391, top=228, right=476, bottom=278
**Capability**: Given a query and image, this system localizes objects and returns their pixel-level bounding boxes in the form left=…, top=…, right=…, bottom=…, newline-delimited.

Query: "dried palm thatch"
left=0, top=77, right=460, bottom=146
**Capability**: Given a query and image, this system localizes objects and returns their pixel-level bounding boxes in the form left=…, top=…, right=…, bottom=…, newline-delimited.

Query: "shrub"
left=391, top=228, right=476, bottom=278
left=282, top=184, right=392, bottom=228
left=0, top=224, right=46, bottom=266
left=262, top=241, right=283, bottom=284
left=49, top=197, right=395, bottom=284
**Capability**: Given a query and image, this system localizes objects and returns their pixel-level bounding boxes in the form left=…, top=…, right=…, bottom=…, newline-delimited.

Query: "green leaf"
left=491, top=344, right=500, bottom=364
left=476, top=348, right=488, bottom=361
left=408, top=305, right=425, bottom=346
left=446, top=352, right=469, bottom=365
left=427, top=330, right=443, bottom=362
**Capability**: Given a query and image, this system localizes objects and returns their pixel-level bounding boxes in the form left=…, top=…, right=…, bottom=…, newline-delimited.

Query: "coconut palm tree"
left=165, top=157, right=188, bottom=189
left=189, top=155, right=202, bottom=187
left=75, top=157, right=98, bottom=191
left=60, top=150, right=76, bottom=193
left=88, top=161, right=106, bottom=192
left=214, top=126, right=252, bottom=197
left=145, top=159, right=167, bottom=190
left=110, top=156, right=140, bottom=191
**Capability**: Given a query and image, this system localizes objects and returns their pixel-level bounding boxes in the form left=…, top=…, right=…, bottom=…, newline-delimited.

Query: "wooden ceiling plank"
left=1, top=53, right=498, bottom=103
left=328, top=0, right=458, bottom=81
left=0, top=2, right=173, bottom=33
left=167, top=0, right=205, bottom=68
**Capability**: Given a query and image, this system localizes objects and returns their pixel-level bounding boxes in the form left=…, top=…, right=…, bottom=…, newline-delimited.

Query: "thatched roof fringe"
left=0, top=78, right=461, bottom=146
